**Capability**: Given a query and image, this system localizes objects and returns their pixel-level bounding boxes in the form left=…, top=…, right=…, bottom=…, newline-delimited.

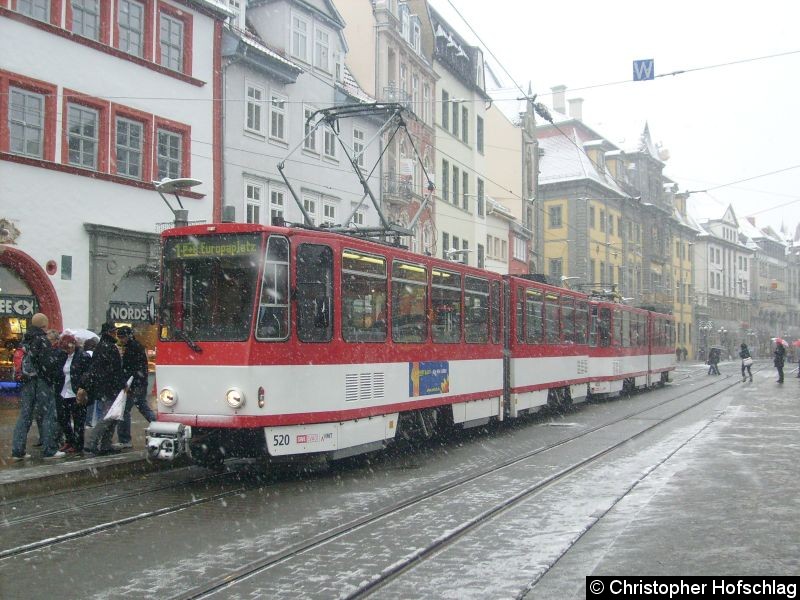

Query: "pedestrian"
left=739, top=343, right=753, bottom=383
left=53, top=334, right=92, bottom=453
left=10, top=313, right=66, bottom=460
left=78, top=323, right=125, bottom=455
left=774, top=341, right=786, bottom=384
left=676, top=347, right=681, bottom=361
left=82, top=337, right=99, bottom=426
left=707, top=347, right=721, bottom=376
left=114, top=326, right=155, bottom=449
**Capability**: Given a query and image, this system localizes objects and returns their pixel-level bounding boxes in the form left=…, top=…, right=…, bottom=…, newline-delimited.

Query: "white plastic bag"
left=104, top=376, right=133, bottom=421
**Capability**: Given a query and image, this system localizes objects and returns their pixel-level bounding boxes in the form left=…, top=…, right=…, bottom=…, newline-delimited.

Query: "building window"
left=118, top=0, right=145, bottom=57
left=451, top=100, right=459, bottom=137
left=549, top=258, right=562, bottom=280
left=70, top=0, right=101, bottom=41
left=270, top=188, right=285, bottom=224
left=246, top=181, right=263, bottom=224
left=441, top=90, right=449, bottom=130
left=246, top=84, right=264, bottom=134
left=303, top=195, right=317, bottom=225
left=477, top=244, right=485, bottom=268
left=441, top=159, right=449, bottom=202
left=270, top=93, right=287, bottom=141
left=549, top=205, right=562, bottom=228
left=599, top=210, right=606, bottom=232
left=314, top=27, right=330, bottom=72
left=323, top=126, right=336, bottom=158
left=8, top=87, right=44, bottom=159
left=514, top=237, right=526, bottom=261
left=476, top=115, right=484, bottom=153
left=608, top=215, right=614, bottom=235
left=452, top=166, right=459, bottom=205
left=477, top=178, right=485, bottom=217
left=461, top=106, right=469, bottom=144
left=322, top=202, right=336, bottom=225
left=462, top=172, right=469, bottom=211
left=292, top=13, right=310, bottom=62
left=353, top=127, right=365, bottom=168
left=115, top=116, right=143, bottom=179
left=589, top=206, right=595, bottom=228
left=16, top=0, right=50, bottom=22
left=159, top=12, right=185, bottom=73
left=303, top=105, right=318, bottom=152
left=423, top=83, right=430, bottom=125
left=157, top=127, right=182, bottom=179
left=67, top=103, right=99, bottom=170
left=352, top=209, right=365, bottom=226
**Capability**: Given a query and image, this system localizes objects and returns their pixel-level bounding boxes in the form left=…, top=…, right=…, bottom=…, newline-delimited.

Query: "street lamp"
left=153, top=177, right=203, bottom=227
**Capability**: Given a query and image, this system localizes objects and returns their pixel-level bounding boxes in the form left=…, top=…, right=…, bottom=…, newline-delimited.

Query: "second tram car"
left=147, top=223, right=676, bottom=466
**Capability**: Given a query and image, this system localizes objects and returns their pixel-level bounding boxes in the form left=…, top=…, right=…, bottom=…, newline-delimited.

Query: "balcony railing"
left=382, top=86, right=414, bottom=113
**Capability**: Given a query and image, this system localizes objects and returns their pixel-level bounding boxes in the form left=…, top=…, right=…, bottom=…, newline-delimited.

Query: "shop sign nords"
left=108, top=298, right=156, bottom=324
left=0, top=295, right=38, bottom=317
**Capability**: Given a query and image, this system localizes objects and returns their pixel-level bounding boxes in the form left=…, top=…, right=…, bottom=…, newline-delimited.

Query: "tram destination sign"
left=0, top=295, right=38, bottom=318
left=168, top=236, right=259, bottom=260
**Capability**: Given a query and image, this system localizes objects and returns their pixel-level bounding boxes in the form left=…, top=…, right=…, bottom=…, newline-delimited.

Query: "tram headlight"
left=226, top=388, right=245, bottom=409
left=159, top=387, right=177, bottom=407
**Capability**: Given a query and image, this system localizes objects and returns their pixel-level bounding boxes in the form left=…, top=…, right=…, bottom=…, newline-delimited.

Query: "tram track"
left=168, top=368, right=744, bottom=600
left=0, top=365, right=742, bottom=568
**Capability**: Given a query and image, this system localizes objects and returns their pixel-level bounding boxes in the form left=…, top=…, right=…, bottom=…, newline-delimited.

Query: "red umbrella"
left=792, top=340, right=800, bottom=348
left=772, top=337, right=788, bottom=347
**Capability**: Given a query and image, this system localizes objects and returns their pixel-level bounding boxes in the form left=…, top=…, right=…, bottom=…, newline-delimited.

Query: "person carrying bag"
left=739, top=343, right=753, bottom=383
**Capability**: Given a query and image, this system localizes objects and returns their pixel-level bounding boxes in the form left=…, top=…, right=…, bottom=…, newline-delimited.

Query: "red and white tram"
left=146, top=223, right=675, bottom=466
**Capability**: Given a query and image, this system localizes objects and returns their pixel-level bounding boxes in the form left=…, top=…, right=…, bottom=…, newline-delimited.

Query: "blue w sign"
left=633, top=59, right=655, bottom=81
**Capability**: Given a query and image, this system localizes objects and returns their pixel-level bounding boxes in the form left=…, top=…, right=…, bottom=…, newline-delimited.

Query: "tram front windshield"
left=160, top=234, right=261, bottom=341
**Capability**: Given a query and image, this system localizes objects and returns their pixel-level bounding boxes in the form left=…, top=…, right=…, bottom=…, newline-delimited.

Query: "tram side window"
left=575, top=301, right=589, bottom=345
left=432, top=269, right=462, bottom=343
left=342, top=250, right=387, bottom=342
left=622, top=310, right=631, bottom=347
left=465, top=276, right=489, bottom=343
left=296, top=244, right=333, bottom=342
left=612, top=308, right=622, bottom=347
left=516, top=288, right=525, bottom=343
left=589, top=305, right=598, bottom=347
left=392, top=261, right=427, bottom=343
left=256, top=236, right=290, bottom=341
left=526, top=289, right=543, bottom=344
left=598, top=308, right=611, bottom=347
left=561, top=297, right=575, bottom=343
left=544, top=293, right=560, bottom=344
left=490, top=281, right=501, bottom=344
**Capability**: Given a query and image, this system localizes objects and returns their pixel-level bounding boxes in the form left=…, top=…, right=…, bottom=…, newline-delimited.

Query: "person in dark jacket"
left=739, top=343, right=753, bottom=383
left=707, top=347, right=721, bottom=375
left=11, top=313, right=65, bottom=460
left=78, top=323, right=125, bottom=455
left=53, top=334, right=92, bottom=453
left=774, top=342, right=786, bottom=384
left=114, top=326, right=155, bottom=449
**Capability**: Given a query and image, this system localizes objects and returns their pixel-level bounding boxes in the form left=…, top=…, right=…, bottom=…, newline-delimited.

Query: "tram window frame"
left=341, top=249, right=387, bottom=343
left=575, top=300, right=589, bottom=345
left=295, top=243, right=333, bottom=343
left=254, top=235, right=290, bottom=341
left=622, top=309, right=631, bottom=348
left=598, top=307, right=612, bottom=347
left=525, top=288, right=543, bottom=344
left=431, top=268, right=462, bottom=344
left=589, top=305, right=598, bottom=347
left=391, top=260, right=428, bottom=343
left=464, top=275, right=489, bottom=343
left=544, top=292, right=560, bottom=344
left=612, top=307, right=623, bottom=347
left=490, top=280, right=501, bottom=344
left=515, top=287, right=525, bottom=343
left=561, top=296, right=575, bottom=343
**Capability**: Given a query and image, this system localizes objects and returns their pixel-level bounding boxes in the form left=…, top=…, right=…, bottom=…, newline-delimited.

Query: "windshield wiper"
left=175, top=329, right=202, bottom=353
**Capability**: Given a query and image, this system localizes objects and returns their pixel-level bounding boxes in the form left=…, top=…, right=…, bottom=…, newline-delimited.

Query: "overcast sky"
left=430, top=0, right=800, bottom=239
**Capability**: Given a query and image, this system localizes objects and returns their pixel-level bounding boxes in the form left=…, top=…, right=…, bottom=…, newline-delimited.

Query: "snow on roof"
left=192, top=0, right=235, bottom=16
left=338, top=65, right=375, bottom=103
left=237, top=29, right=303, bottom=72
left=538, top=130, right=627, bottom=196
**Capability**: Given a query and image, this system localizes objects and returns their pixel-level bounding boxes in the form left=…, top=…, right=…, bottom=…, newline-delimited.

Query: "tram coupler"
left=146, top=422, right=191, bottom=461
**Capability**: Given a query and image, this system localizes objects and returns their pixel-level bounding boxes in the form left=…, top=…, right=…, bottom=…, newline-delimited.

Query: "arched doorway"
left=0, top=245, right=62, bottom=329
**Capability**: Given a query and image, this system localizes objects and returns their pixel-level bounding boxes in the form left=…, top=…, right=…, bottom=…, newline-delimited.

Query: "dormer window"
left=399, top=4, right=409, bottom=40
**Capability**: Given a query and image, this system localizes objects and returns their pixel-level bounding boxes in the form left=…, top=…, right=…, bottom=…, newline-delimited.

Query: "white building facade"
left=0, top=0, right=229, bottom=356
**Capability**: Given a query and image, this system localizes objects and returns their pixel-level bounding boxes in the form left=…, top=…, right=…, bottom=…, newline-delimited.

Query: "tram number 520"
left=273, top=434, right=290, bottom=447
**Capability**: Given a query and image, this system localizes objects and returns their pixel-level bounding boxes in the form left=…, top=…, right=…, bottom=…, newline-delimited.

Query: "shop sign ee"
left=0, top=295, right=37, bottom=318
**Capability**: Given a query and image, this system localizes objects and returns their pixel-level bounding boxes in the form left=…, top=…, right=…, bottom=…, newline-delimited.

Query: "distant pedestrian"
left=682, top=347, right=688, bottom=361
left=53, top=334, right=92, bottom=453
left=79, top=323, right=125, bottom=455
left=10, top=313, right=65, bottom=460
left=707, top=348, right=721, bottom=375
left=739, top=343, right=753, bottom=383
left=114, top=326, right=155, bottom=449
left=774, top=342, right=786, bottom=384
